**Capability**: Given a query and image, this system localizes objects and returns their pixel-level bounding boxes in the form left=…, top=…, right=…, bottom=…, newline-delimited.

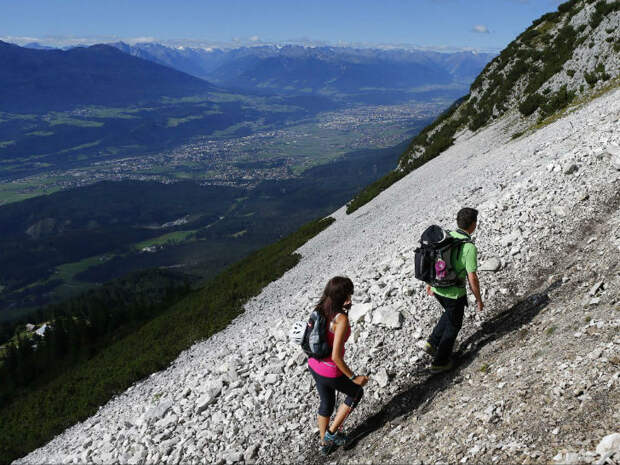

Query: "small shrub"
left=578, top=24, right=587, bottom=33
left=479, top=363, right=490, bottom=373
left=566, top=69, right=576, bottom=77
left=585, top=70, right=599, bottom=87
left=519, top=93, right=544, bottom=116
left=520, top=29, right=540, bottom=45
left=558, top=0, right=578, bottom=13
left=614, top=42, right=620, bottom=53
left=469, top=110, right=491, bottom=131
left=539, top=85, right=576, bottom=118
left=512, top=131, right=525, bottom=140
left=583, top=71, right=598, bottom=87
left=590, top=0, right=620, bottom=29
left=545, top=326, right=557, bottom=336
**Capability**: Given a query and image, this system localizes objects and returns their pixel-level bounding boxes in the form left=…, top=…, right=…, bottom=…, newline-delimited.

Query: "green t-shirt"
left=431, top=229, right=478, bottom=300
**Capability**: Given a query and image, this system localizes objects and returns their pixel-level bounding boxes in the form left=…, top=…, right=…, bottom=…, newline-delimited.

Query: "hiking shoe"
left=423, top=341, right=437, bottom=357
left=320, top=439, right=338, bottom=456
left=325, top=430, right=348, bottom=446
left=430, top=359, right=454, bottom=373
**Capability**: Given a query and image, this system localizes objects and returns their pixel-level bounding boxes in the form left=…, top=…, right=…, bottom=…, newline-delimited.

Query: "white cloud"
left=472, top=25, right=490, bottom=34
left=249, top=35, right=260, bottom=42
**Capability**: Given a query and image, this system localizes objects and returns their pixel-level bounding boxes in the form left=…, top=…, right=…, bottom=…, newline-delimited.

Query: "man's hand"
left=468, top=271, right=483, bottom=311
left=426, top=284, right=434, bottom=296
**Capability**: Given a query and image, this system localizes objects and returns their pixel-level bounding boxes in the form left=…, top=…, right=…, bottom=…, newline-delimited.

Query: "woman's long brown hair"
left=315, top=276, right=354, bottom=321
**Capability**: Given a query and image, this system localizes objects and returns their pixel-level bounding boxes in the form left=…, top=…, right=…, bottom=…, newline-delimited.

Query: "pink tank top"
left=308, top=313, right=351, bottom=378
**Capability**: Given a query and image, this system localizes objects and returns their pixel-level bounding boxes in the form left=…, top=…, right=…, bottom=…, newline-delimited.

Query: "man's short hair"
left=457, top=207, right=478, bottom=230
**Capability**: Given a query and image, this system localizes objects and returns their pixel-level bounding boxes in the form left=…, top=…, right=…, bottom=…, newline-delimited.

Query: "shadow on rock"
left=341, top=279, right=562, bottom=452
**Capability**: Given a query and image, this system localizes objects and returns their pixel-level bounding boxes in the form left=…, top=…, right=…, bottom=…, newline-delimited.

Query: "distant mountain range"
left=0, top=41, right=214, bottom=112
left=109, top=42, right=495, bottom=96
left=2, top=40, right=493, bottom=114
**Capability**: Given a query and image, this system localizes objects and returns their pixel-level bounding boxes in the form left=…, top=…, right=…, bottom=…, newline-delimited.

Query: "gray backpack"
left=300, top=310, right=331, bottom=359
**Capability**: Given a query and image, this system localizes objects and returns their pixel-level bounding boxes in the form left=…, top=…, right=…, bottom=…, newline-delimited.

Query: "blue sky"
left=1, top=0, right=563, bottom=51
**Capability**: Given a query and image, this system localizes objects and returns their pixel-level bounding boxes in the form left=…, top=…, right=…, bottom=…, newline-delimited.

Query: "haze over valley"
left=0, top=39, right=491, bottom=313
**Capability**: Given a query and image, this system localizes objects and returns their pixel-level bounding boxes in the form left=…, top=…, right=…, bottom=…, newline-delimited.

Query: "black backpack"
left=301, top=310, right=331, bottom=359
left=414, top=225, right=471, bottom=288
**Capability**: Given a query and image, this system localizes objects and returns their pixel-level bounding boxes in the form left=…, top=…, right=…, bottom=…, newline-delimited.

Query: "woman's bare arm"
left=331, top=314, right=354, bottom=378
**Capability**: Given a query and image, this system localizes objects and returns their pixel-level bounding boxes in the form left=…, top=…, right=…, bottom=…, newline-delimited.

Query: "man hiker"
left=424, top=207, right=484, bottom=373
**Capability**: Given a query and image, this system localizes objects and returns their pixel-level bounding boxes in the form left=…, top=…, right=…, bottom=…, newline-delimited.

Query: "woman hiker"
left=307, top=276, right=369, bottom=455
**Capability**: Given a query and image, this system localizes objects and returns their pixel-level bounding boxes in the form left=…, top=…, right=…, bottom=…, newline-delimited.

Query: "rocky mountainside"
left=13, top=2, right=620, bottom=464
left=14, top=67, right=620, bottom=465
left=399, top=0, right=619, bottom=172
left=0, top=42, right=214, bottom=112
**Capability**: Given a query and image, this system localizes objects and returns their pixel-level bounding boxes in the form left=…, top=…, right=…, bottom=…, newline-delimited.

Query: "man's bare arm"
left=468, top=271, right=484, bottom=311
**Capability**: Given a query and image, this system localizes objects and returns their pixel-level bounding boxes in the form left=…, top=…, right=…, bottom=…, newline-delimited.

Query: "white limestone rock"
left=349, top=303, right=373, bottom=323
left=142, top=401, right=173, bottom=425
left=374, top=367, right=390, bottom=388
left=372, top=307, right=402, bottom=329
left=479, top=257, right=501, bottom=272
left=596, top=433, right=620, bottom=456
left=196, top=394, right=217, bottom=413
left=605, top=145, right=620, bottom=170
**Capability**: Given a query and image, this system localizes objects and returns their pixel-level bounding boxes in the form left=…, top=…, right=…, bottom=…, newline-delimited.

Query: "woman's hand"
left=353, top=375, right=369, bottom=386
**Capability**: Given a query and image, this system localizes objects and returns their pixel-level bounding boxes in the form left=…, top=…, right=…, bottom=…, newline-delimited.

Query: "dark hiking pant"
left=428, top=294, right=467, bottom=365
left=309, top=367, right=364, bottom=417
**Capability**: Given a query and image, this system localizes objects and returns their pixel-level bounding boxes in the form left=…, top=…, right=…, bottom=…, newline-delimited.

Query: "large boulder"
left=142, top=400, right=173, bottom=425
left=596, top=433, right=620, bottom=456
left=479, top=257, right=501, bottom=272
left=204, top=379, right=224, bottom=398
left=196, top=394, right=217, bottom=413
left=349, top=303, right=373, bottom=323
left=371, top=307, right=402, bottom=329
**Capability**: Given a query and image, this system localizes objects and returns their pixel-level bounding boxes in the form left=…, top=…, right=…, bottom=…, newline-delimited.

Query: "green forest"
left=0, top=216, right=334, bottom=464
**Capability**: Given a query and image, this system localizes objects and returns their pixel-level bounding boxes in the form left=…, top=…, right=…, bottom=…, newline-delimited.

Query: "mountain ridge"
left=108, top=42, right=495, bottom=96
left=0, top=41, right=214, bottom=112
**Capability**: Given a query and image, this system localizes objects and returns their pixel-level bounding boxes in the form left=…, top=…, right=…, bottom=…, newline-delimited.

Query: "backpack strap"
left=455, top=238, right=472, bottom=262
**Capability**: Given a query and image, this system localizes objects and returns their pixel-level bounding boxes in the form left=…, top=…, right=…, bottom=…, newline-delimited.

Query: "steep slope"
left=347, top=0, right=619, bottom=213
left=0, top=42, right=214, bottom=112
left=400, top=0, right=620, bottom=167
left=13, top=47, right=620, bottom=465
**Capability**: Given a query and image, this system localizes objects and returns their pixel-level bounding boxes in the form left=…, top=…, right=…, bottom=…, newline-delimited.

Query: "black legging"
left=309, top=366, right=364, bottom=417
